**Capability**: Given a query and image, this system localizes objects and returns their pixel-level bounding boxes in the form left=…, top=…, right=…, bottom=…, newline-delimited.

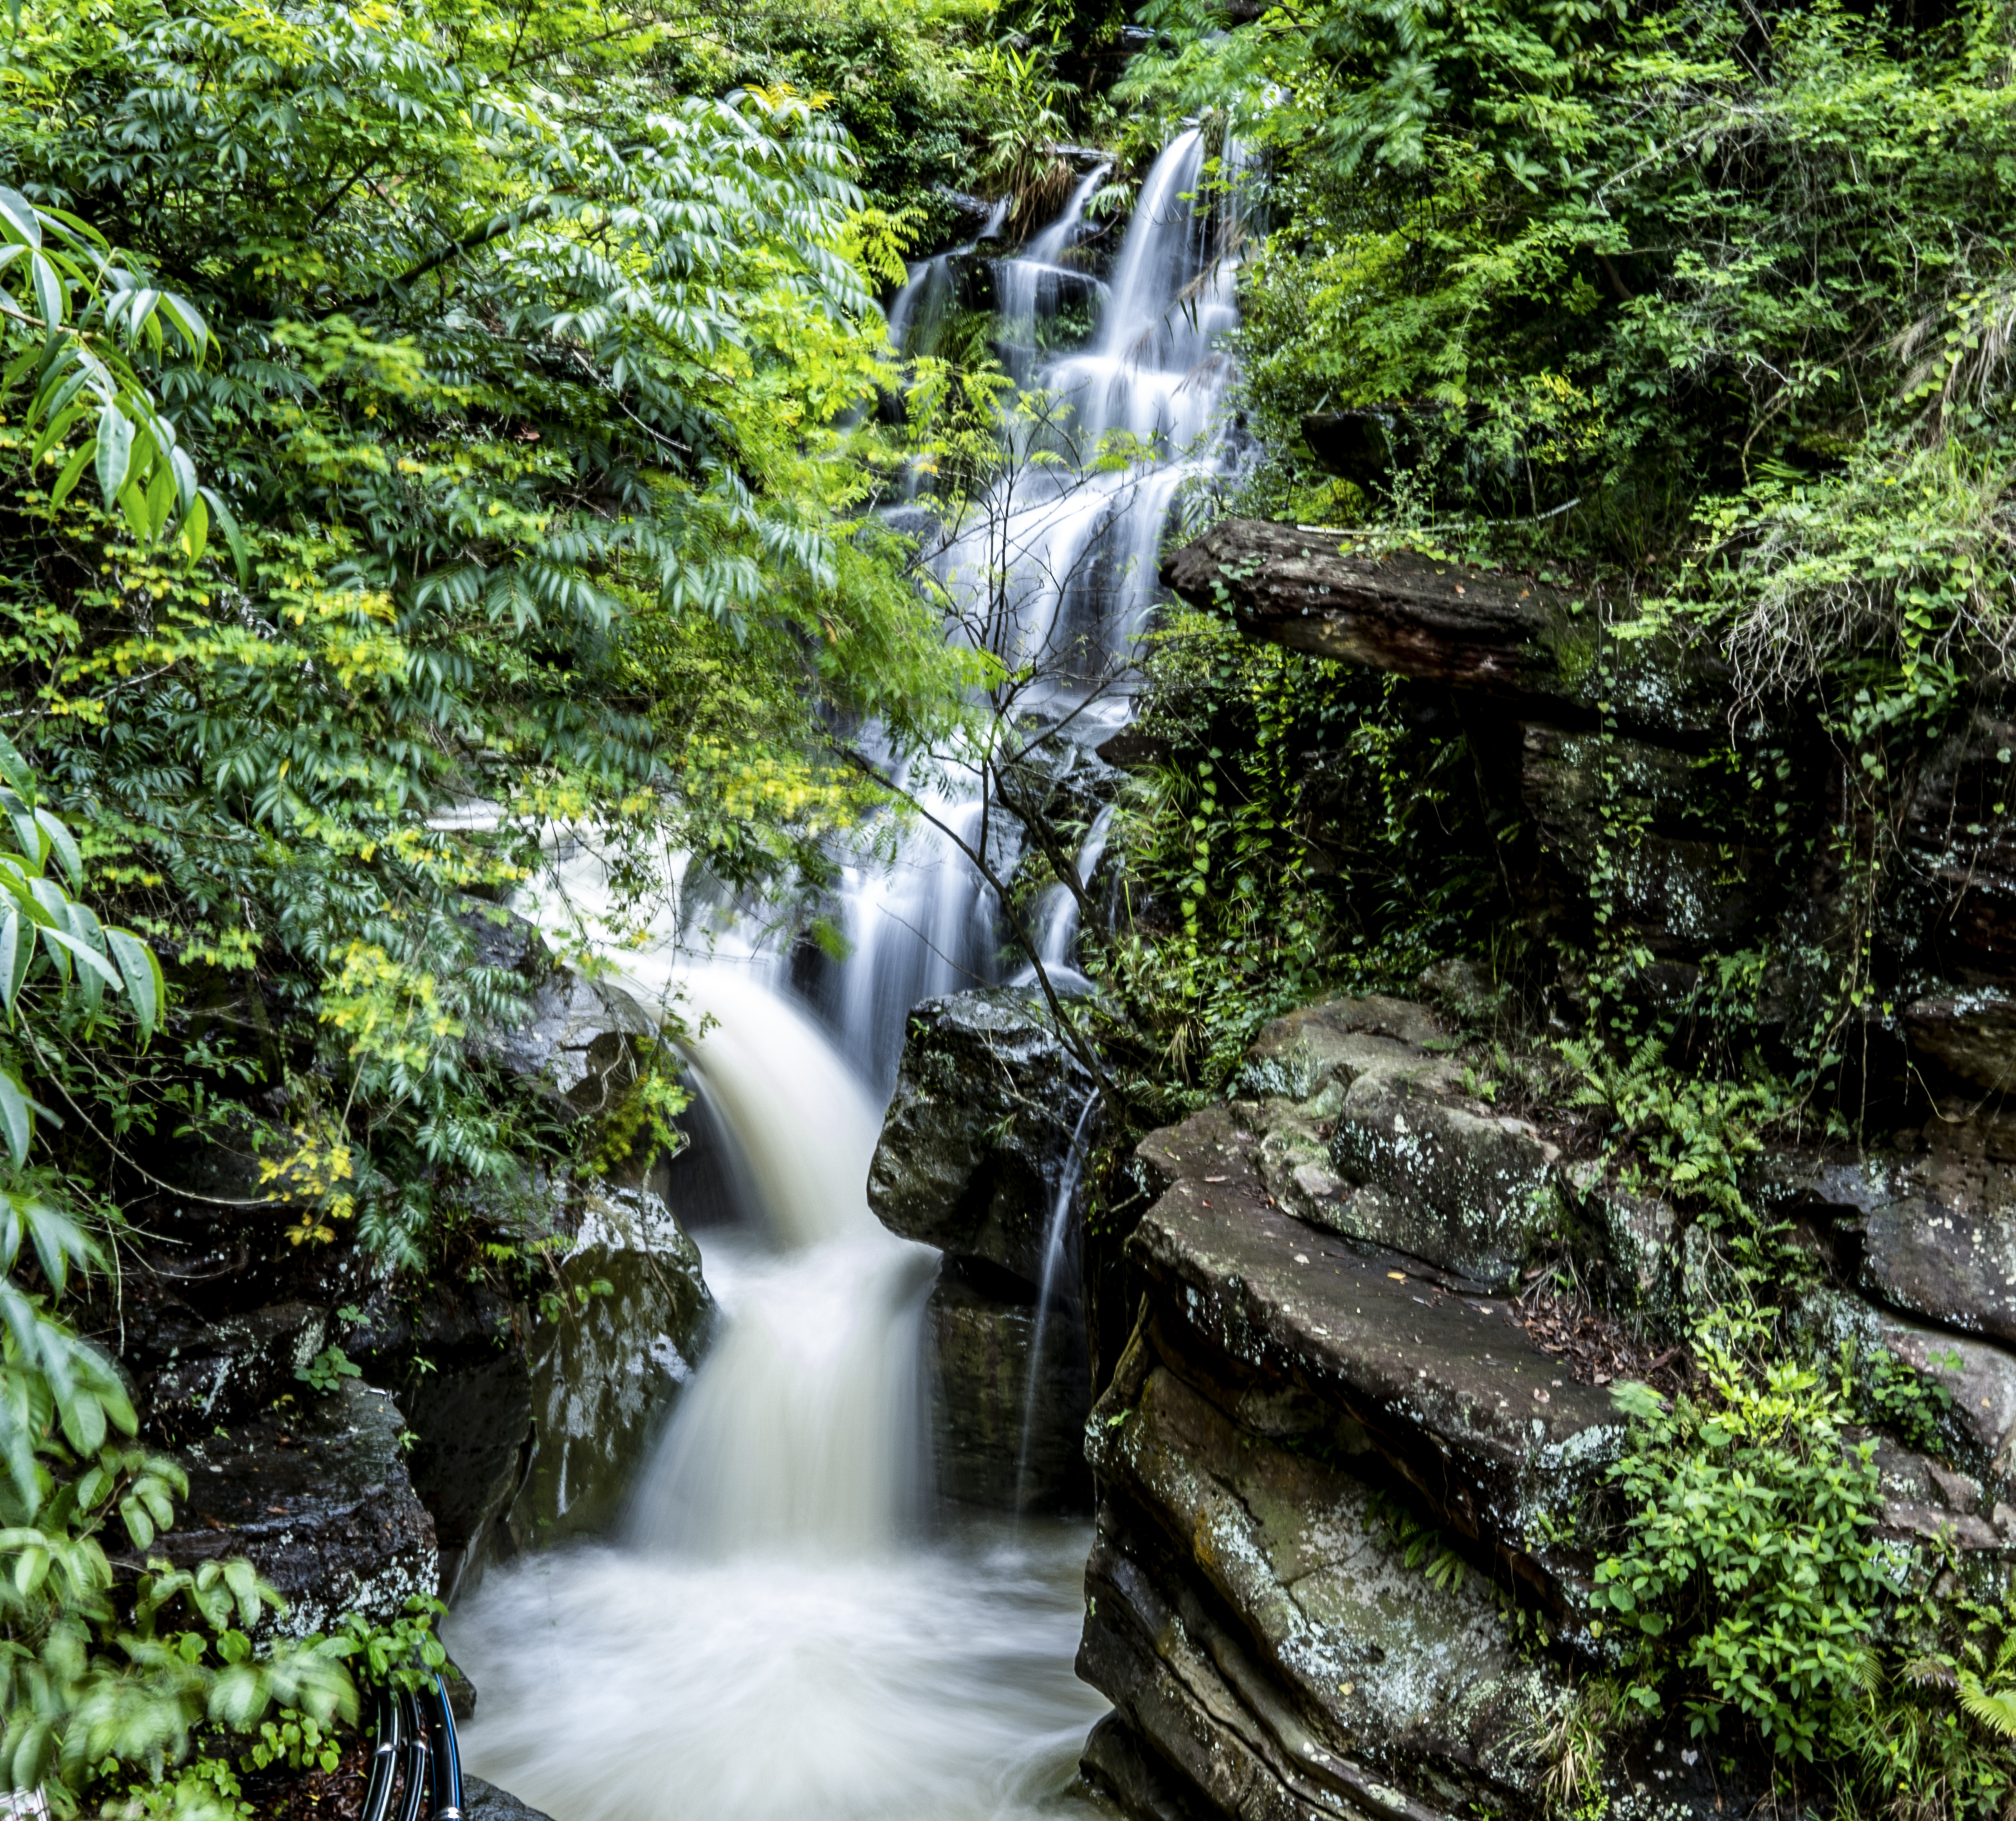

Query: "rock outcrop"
left=1077, top=991, right=2016, bottom=1821
left=870, top=987, right=1097, bottom=1510
left=503, top=1187, right=715, bottom=1549
left=103, top=937, right=715, bottom=1622
left=1079, top=1007, right=1614, bottom=1821
left=164, top=1377, right=439, bottom=1637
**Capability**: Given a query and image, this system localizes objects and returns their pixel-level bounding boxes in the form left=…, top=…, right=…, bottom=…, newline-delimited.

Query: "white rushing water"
left=447, top=127, right=1245, bottom=1821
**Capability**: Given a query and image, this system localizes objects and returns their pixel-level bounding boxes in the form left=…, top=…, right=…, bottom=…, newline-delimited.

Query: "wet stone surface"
left=165, top=1377, right=437, bottom=1637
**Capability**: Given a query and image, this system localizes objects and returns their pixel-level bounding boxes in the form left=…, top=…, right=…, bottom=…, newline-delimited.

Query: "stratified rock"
left=1905, top=988, right=2016, bottom=1092
left=928, top=1268, right=1090, bottom=1512
left=1162, top=521, right=1562, bottom=702
left=1075, top=1094, right=1636, bottom=1821
left=1234, top=998, right=1566, bottom=1286
left=1083, top=1369, right=1570, bottom=1821
left=1160, top=520, right=1729, bottom=739
left=505, top=1189, right=713, bottom=1546
left=166, top=1378, right=437, bottom=1638
left=1326, top=1068, right=1563, bottom=1286
left=868, top=988, right=1095, bottom=1289
left=1121, top=1146, right=1622, bottom=1580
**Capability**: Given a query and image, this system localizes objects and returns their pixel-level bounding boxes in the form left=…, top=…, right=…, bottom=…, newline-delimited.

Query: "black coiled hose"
left=358, top=1670, right=464, bottom=1821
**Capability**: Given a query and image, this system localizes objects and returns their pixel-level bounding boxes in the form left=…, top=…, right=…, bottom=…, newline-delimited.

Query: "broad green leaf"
left=105, top=928, right=159, bottom=1036
left=33, top=807, right=81, bottom=888
left=41, top=925, right=122, bottom=989
left=0, top=733, right=34, bottom=807
left=0, top=187, right=39, bottom=250
left=94, top=403, right=133, bottom=502
left=120, top=1492, right=154, bottom=1551
left=27, top=250, right=62, bottom=329
left=158, top=291, right=208, bottom=361
left=0, top=1070, right=31, bottom=1166
left=46, top=439, right=93, bottom=516
left=179, top=489, right=210, bottom=563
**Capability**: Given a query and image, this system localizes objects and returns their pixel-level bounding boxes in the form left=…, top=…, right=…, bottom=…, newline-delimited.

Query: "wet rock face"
left=164, top=1378, right=438, bottom=1638
left=869, top=988, right=1098, bottom=1511
left=1079, top=1072, right=1613, bottom=1821
left=928, top=1268, right=1090, bottom=1512
left=346, top=1279, right=532, bottom=1608
left=869, top=988, right=1096, bottom=1286
left=504, top=1188, right=715, bottom=1548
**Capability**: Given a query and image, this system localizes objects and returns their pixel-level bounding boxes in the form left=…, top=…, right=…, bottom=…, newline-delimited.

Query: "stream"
left=445, top=127, right=1242, bottom=1821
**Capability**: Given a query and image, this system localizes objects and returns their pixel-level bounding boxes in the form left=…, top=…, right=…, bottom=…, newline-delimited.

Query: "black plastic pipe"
left=425, top=1672, right=464, bottom=1821
left=360, top=1688, right=401, bottom=1821
left=396, top=1688, right=433, bottom=1821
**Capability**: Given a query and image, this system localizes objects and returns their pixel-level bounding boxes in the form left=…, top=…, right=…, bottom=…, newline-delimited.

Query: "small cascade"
left=1014, top=803, right=1116, bottom=989
left=998, top=162, right=1112, bottom=369
left=1013, top=1091, right=1099, bottom=1510
left=886, top=197, right=1008, bottom=357
left=833, top=788, right=995, bottom=1096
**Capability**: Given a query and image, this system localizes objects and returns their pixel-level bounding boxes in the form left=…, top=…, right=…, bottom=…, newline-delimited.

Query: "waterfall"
left=446, top=128, right=1243, bottom=1821
left=886, top=198, right=1008, bottom=356
left=1014, top=1092, right=1098, bottom=1510
left=998, top=161, right=1112, bottom=359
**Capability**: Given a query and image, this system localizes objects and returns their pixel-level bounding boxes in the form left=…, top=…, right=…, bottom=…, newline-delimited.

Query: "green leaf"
left=33, top=807, right=82, bottom=887
left=0, top=186, right=39, bottom=250
left=94, top=404, right=133, bottom=503
left=105, top=928, right=160, bottom=1036
left=200, top=485, right=250, bottom=585
left=26, top=251, right=62, bottom=329
left=46, top=439, right=93, bottom=517
left=41, top=924, right=122, bottom=989
left=120, top=1491, right=155, bottom=1551
left=0, top=1070, right=32, bottom=1166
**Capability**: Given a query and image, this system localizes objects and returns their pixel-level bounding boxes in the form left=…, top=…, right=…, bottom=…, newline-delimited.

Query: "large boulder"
left=1769, top=1140, right=2016, bottom=1348
left=868, top=988, right=1096, bottom=1288
left=868, top=988, right=1099, bottom=1512
left=504, top=1187, right=714, bottom=1547
left=1078, top=1090, right=1651, bottom=1821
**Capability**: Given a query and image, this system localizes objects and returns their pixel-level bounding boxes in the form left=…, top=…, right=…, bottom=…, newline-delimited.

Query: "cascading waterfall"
left=446, top=127, right=1243, bottom=1821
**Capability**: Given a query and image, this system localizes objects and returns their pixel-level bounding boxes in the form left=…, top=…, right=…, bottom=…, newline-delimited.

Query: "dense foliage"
left=0, top=0, right=987, bottom=1269
left=1094, top=1, right=2016, bottom=1807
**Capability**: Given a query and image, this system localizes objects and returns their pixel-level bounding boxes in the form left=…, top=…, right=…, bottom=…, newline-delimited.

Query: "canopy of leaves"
left=0, top=0, right=977, bottom=1261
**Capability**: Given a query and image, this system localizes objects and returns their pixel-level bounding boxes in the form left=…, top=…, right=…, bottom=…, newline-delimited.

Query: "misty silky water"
left=444, top=1231, right=1108, bottom=1821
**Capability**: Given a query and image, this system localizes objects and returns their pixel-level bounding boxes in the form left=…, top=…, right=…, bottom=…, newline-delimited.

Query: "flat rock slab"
left=1126, top=1113, right=1624, bottom=1609
left=1132, top=1176, right=1619, bottom=1505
